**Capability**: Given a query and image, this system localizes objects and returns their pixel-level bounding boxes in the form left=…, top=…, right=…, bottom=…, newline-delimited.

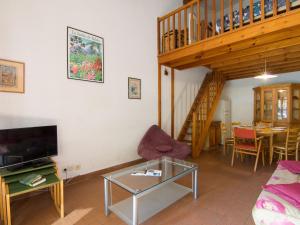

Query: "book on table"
left=20, top=174, right=47, bottom=187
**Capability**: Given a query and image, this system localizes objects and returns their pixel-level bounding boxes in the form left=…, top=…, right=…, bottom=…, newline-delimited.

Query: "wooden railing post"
left=197, top=0, right=201, bottom=40
left=230, top=0, right=233, bottom=30
left=162, top=19, right=165, bottom=53
left=239, top=0, right=243, bottom=28
left=204, top=0, right=208, bottom=38
left=157, top=18, right=161, bottom=54
left=261, top=0, right=265, bottom=20
left=286, top=0, right=290, bottom=11
left=250, top=0, right=254, bottom=24
left=220, top=0, right=224, bottom=34
left=173, top=14, right=176, bottom=50
left=273, top=0, right=277, bottom=16
left=178, top=12, right=182, bottom=48
left=167, top=17, right=171, bottom=51
left=190, top=4, right=194, bottom=43
left=184, top=8, right=188, bottom=45
left=212, top=0, right=216, bottom=35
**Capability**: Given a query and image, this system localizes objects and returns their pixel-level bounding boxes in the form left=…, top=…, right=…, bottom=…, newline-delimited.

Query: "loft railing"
left=157, top=0, right=300, bottom=55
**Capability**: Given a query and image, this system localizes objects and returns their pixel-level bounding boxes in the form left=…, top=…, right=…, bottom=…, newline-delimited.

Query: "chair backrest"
left=286, top=128, right=300, bottom=150
left=221, top=123, right=226, bottom=133
left=232, top=121, right=241, bottom=126
left=234, top=127, right=256, bottom=140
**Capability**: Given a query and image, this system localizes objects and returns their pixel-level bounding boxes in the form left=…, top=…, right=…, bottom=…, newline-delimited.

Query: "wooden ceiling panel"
left=175, top=36, right=300, bottom=70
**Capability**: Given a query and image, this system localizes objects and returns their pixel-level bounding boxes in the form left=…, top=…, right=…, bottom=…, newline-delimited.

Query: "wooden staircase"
left=178, top=71, right=225, bottom=158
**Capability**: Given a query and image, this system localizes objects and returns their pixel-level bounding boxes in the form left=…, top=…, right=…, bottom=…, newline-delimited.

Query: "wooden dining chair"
left=221, top=123, right=233, bottom=155
left=231, top=127, right=264, bottom=172
left=221, top=122, right=241, bottom=155
left=273, top=128, right=300, bottom=161
left=231, top=121, right=241, bottom=127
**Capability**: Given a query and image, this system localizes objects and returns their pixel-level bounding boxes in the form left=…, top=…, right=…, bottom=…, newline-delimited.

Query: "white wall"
left=215, top=71, right=300, bottom=125
left=0, top=0, right=187, bottom=176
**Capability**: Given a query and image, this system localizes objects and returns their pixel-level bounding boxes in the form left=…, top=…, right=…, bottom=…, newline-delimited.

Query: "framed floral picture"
left=0, top=59, right=25, bottom=93
left=128, top=77, right=141, bottom=99
left=67, top=27, right=104, bottom=83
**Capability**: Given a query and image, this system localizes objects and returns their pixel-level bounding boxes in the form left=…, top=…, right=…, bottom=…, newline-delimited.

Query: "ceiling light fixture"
left=254, top=59, right=278, bottom=80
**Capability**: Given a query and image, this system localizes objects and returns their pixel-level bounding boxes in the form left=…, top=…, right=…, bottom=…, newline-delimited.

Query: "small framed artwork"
left=67, top=27, right=104, bottom=83
left=128, top=77, right=141, bottom=99
left=0, top=59, right=25, bottom=93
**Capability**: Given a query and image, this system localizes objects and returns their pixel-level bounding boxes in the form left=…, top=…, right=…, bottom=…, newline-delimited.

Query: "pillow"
left=263, top=183, right=300, bottom=209
left=278, top=160, right=300, bottom=174
left=156, top=145, right=173, bottom=152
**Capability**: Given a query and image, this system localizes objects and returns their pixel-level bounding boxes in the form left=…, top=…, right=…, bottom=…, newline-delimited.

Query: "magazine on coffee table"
left=131, top=169, right=162, bottom=177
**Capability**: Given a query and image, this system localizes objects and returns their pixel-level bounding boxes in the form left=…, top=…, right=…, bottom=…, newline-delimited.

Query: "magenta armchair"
left=138, top=125, right=191, bottom=160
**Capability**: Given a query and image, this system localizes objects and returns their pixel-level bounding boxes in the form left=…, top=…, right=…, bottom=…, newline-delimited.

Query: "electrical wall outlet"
left=75, top=165, right=81, bottom=171
left=63, top=165, right=81, bottom=172
left=67, top=166, right=74, bottom=171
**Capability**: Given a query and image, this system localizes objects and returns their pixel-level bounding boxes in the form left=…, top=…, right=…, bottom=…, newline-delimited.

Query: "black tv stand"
left=6, top=158, right=52, bottom=172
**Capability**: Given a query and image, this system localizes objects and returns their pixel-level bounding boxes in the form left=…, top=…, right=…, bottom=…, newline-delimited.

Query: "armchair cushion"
left=138, top=125, right=191, bottom=160
left=156, top=145, right=173, bottom=152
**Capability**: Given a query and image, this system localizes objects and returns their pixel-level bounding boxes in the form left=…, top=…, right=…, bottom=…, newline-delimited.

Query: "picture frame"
left=128, top=77, right=141, bottom=99
left=67, top=27, right=104, bottom=83
left=0, top=59, right=25, bottom=93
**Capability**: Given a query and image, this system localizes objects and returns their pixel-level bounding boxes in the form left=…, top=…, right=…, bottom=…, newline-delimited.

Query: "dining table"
left=255, top=127, right=287, bottom=165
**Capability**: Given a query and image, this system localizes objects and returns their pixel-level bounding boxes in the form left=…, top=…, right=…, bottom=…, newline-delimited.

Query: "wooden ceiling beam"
left=224, top=63, right=300, bottom=79
left=219, top=58, right=300, bottom=74
left=211, top=48, right=300, bottom=70
left=224, top=63, right=300, bottom=77
left=214, top=52, right=300, bottom=72
left=225, top=66, right=300, bottom=80
left=196, top=27, right=300, bottom=61
left=176, top=35, right=300, bottom=69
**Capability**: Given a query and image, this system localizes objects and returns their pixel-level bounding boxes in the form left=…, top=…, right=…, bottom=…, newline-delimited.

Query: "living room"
left=1, top=0, right=300, bottom=225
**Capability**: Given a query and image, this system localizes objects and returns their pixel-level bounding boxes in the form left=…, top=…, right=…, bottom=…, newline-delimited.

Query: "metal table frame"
left=103, top=159, right=198, bottom=225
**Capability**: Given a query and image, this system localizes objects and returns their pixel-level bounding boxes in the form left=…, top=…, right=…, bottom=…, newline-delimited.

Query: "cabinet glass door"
left=263, top=90, right=273, bottom=121
left=255, top=91, right=261, bottom=121
left=292, top=88, right=300, bottom=121
left=276, top=88, right=288, bottom=121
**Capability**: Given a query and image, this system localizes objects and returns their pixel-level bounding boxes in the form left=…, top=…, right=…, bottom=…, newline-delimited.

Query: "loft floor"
left=12, top=149, right=275, bottom=225
left=158, top=8, right=300, bottom=80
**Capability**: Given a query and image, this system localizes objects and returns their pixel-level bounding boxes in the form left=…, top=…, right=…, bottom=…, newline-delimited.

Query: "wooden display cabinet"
left=253, top=83, right=300, bottom=126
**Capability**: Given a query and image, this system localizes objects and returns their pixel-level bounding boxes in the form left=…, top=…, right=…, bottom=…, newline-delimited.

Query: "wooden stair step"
left=186, top=131, right=192, bottom=135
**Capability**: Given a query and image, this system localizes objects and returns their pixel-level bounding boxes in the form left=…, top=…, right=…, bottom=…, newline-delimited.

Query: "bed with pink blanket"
left=252, top=161, right=300, bottom=225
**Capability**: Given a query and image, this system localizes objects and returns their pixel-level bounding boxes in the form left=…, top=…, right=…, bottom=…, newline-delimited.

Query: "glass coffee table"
left=103, top=157, right=198, bottom=225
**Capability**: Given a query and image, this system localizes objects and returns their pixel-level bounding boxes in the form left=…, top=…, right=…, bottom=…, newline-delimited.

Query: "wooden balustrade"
left=157, top=0, right=299, bottom=55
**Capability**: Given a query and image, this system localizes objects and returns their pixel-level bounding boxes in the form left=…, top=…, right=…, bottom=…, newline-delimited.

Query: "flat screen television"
left=0, top=125, right=58, bottom=168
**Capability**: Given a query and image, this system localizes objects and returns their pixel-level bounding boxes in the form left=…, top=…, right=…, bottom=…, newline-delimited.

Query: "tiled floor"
left=12, top=149, right=275, bottom=225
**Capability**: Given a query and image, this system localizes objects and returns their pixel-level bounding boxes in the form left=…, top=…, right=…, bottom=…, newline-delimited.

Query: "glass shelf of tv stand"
left=0, top=160, right=55, bottom=177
